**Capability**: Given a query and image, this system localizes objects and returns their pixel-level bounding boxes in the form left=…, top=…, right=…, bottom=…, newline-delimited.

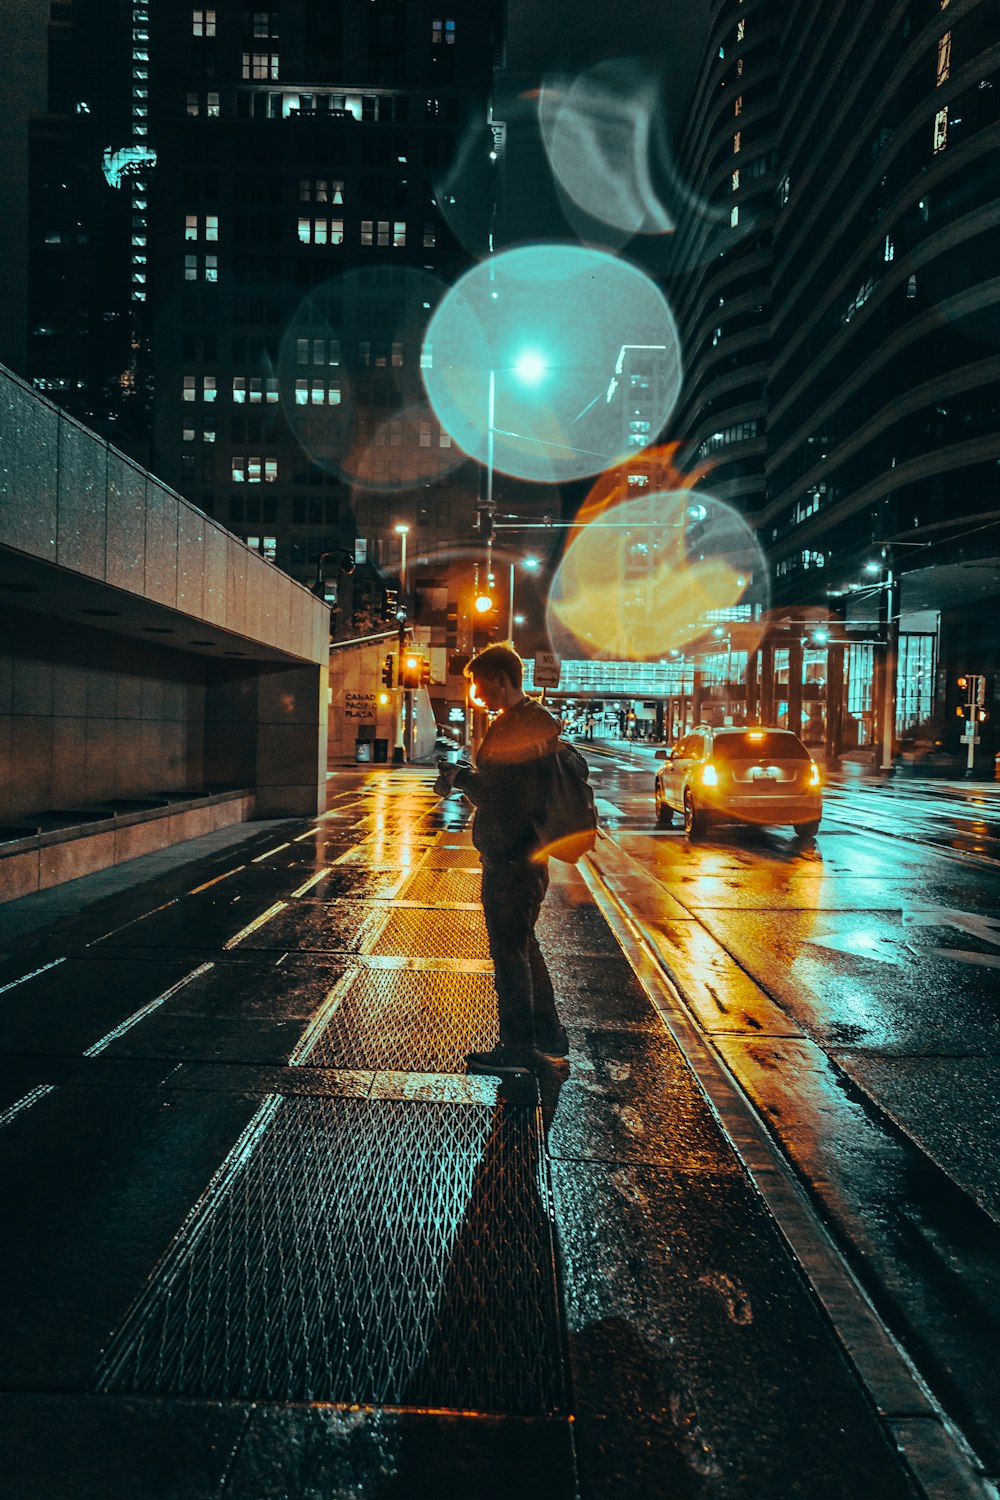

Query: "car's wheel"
left=684, top=793, right=709, bottom=838
left=793, top=818, right=821, bottom=839
left=656, top=795, right=674, bottom=828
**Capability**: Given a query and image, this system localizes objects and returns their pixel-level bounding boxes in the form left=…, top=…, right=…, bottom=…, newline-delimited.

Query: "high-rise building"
left=28, top=0, right=504, bottom=665
left=669, top=0, right=1000, bottom=764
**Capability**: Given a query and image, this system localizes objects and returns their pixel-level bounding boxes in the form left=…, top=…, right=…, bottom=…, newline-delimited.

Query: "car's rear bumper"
left=707, top=792, right=822, bottom=824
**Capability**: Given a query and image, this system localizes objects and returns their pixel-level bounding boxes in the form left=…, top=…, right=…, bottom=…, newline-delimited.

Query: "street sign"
left=533, top=651, right=562, bottom=688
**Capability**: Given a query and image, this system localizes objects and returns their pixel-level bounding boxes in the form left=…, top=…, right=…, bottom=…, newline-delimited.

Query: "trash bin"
left=355, top=739, right=372, bottom=763
left=373, top=738, right=389, bottom=763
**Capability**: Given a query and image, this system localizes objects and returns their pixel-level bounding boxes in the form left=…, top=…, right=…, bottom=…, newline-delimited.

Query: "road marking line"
left=84, top=963, right=216, bottom=1055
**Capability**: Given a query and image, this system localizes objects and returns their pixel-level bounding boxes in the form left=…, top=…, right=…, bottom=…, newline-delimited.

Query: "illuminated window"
left=733, top=131, right=741, bottom=153
left=203, top=375, right=216, bottom=402
left=183, top=427, right=196, bottom=442
left=187, top=92, right=199, bottom=116
left=730, top=205, right=739, bottom=227
left=203, top=428, right=216, bottom=443
left=393, top=221, right=406, bottom=246
left=205, top=215, right=218, bottom=241
left=206, top=92, right=220, bottom=116
left=734, top=95, right=743, bottom=116
left=737, top=57, right=743, bottom=77
left=184, top=253, right=197, bottom=280
left=431, top=17, right=442, bottom=43
left=243, top=51, right=279, bottom=79
left=192, top=9, right=215, bottom=37
left=233, top=376, right=246, bottom=401
left=936, top=31, right=951, bottom=86
left=419, top=421, right=432, bottom=447
left=262, top=535, right=277, bottom=560
left=361, top=219, right=373, bottom=245
left=933, top=106, right=949, bottom=153
left=298, top=217, right=343, bottom=244
left=423, top=223, right=436, bottom=247
left=248, top=377, right=262, bottom=403
left=377, top=220, right=391, bottom=246
left=185, top=214, right=199, bottom=240
left=252, top=11, right=277, bottom=37
left=732, top=169, right=740, bottom=191
left=204, top=253, right=218, bottom=282
left=737, top=18, right=745, bottom=40
left=183, top=375, right=196, bottom=401
left=439, top=431, right=452, bottom=448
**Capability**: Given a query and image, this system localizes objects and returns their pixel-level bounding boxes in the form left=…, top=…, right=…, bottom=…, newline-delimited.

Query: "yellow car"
left=654, top=726, right=822, bottom=839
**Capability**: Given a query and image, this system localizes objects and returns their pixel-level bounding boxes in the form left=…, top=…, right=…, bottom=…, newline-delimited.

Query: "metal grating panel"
left=98, top=1096, right=564, bottom=1413
left=300, top=969, right=499, bottom=1072
left=398, top=869, right=482, bottom=905
left=368, top=907, right=491, bottom=960
left=422, top=846, right=482, bottom=869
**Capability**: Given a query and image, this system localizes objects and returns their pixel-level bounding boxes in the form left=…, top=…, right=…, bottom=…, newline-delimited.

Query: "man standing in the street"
left=435, top=644, right=571, bottom=1075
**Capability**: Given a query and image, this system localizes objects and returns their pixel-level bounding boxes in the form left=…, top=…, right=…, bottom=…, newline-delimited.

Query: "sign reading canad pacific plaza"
left=533, top=652, right=562, bottom=688
left=344, top=691, right=377, bottom=721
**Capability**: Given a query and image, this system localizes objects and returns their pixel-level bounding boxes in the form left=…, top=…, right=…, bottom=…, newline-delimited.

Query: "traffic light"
left=976, top=676, right=986, bottom=706
left=381, top=653, right=394, bottom=688
left=420, top=656, right=432, bottom=686
left=383, top=588, right=399, bottom=621
left=400, top=652, right=422, bottom=691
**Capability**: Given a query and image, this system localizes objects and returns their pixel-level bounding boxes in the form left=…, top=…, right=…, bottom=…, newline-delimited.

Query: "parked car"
left=654, top=725, right=822, bottom=839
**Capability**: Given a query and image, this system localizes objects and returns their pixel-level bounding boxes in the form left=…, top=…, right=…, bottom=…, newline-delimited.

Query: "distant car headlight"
left=701, top=763, right=718, bottom=787
left=808, top=761, right=821, bottom=787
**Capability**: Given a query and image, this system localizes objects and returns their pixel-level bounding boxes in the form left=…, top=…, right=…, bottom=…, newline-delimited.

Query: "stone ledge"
left=0, top=791, right=255, bottom=902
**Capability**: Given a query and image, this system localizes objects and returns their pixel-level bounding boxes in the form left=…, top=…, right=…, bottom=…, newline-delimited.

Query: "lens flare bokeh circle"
left=546, top=491, right=770, bottom=661
left=421, top=244, right=682, bottom=484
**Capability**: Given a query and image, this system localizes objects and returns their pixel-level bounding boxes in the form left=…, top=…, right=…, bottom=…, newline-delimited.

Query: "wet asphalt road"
left=583, top=740, right=1000, bottom=1476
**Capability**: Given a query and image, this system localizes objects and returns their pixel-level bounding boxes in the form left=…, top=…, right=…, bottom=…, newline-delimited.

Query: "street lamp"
left=508, top=555, right=539, bottom=643
left=395, top=523, right=409, bottom=594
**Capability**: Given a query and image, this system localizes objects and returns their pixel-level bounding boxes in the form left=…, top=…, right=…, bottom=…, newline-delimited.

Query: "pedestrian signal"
left=381, top=654, right=394, bottom=687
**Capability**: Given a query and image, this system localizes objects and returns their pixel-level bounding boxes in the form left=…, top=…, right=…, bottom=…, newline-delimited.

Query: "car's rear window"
left=713, top=732, right=809, bottom=761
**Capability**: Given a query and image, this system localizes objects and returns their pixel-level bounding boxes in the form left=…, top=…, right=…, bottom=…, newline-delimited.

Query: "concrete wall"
left=326, top=638, right=440, bottom=763
left=0, top=363, right=330, bottom=882
left=0, top=606, right=207, bottom=822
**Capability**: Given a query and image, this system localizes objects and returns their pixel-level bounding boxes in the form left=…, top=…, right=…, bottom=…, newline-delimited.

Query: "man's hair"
left=465, top=643, right=523, bottom=689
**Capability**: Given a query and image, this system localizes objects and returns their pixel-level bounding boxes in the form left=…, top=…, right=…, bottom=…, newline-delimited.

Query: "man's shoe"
left=535, top=1024, right=569, bottom=1058
left=465, top=1045, right=538, bottom=1076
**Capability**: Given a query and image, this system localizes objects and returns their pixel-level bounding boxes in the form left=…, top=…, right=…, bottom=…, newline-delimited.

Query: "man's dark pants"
left=480, top=856, right=559, bottom=1051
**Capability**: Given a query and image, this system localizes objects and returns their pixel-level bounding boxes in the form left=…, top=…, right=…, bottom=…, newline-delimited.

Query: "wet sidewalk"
left=0, top=768, right=920, bottom=1499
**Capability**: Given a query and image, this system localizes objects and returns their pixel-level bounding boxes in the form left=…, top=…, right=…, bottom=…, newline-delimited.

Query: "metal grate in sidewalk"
left=367, top=907, right=491, bottom=960
left=398, top=869, right=482, bottom=905
left=97, top=1095, right=564, bottom=1414
left=421, top=845, right=482, bottom=869
left=299, top=968, right=498, bottom=1072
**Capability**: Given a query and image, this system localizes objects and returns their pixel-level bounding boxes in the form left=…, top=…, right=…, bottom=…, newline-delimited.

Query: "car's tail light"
left=808, top=761, right=821, bottom=787
left=701, top=763, right=719, bottom=787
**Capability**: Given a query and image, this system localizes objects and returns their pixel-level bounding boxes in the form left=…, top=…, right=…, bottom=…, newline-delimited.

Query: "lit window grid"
left=933, top=106, right=949, bottom=153
left=936, top=31, right=951, bottom=86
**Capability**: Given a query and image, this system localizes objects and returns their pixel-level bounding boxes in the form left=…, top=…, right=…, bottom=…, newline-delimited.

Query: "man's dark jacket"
left=453, top=698, right=587, bottom=860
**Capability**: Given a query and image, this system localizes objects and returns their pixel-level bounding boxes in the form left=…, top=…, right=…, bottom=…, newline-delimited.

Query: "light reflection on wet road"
left=582, top=741, right=1000, bottom=1471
